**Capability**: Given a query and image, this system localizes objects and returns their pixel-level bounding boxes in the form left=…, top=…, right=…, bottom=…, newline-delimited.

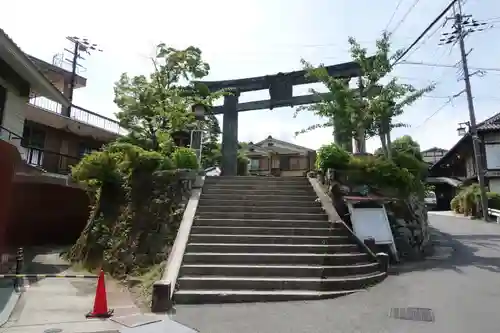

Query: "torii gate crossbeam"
left=197, top=60, right=363, bottom=176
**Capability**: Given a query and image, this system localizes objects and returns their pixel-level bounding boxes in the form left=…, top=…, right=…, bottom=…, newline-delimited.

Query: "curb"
left=0, top=288, right=20, bottom=327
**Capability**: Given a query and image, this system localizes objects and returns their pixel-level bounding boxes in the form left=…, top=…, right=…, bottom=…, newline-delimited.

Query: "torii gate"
left=198, top=60, right=363, bottom=176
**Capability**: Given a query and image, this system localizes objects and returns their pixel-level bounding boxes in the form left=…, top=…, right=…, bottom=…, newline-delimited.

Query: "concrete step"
left=190, top=226, right=347, bottom=236
left=186, top=243, right=359, bottom=254
left=200, top=194, right=317, bottom=201
left=189, top=234, right=351, bottom=245
left=205, top=176, right=309, bottom=184
left=180, top=262, right=380, bottom=278
left=178, top=272, right=386, bottom=291
left=206, top=185, right=313, bottom=192
left=196, top=205, right=324, bottom=214
left=182, top=252, right=369, bottom=265
left=193, top=218, right=333, bottom=229
left=203, top=188, right=315, bottom=195
left=174, top=289, right=360, bottom=304
left=196, top=211, right=328, bottom=221
left=198, top=199, right=321, bottom=208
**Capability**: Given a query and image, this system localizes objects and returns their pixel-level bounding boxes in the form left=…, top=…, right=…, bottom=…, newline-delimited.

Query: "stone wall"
left=315, top=168, right=432, bottom=262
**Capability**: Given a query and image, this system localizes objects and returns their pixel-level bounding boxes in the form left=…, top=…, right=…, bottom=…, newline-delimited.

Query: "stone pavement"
left=0, top=247, right=163, bottom=333
left=171, top=213, right=500, bottom=333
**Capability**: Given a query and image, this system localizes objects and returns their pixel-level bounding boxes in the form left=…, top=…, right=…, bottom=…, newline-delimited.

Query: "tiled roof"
left=477, top=112, right=500, bottom=131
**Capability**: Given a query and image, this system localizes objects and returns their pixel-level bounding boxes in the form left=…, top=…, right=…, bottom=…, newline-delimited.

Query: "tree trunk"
left=386, top=118, right=393, bottom=160
left=386, top=132, right=393, bottom=159
left=354, top=127, right=366, bottom=154
left=379, top=129, right=388, bottom=157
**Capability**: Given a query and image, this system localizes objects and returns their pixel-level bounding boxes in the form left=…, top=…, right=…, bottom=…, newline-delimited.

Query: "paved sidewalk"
left=0, top=248, right=162, bottom=333
left=172, top=214, right=500, bottom=333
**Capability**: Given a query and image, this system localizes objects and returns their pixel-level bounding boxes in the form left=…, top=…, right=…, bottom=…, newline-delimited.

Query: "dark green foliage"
left=316, top=143, right=351, bottom=172
left=172, top=147, right=199, bottom=169
left=451, top=184, right=500, bottom=216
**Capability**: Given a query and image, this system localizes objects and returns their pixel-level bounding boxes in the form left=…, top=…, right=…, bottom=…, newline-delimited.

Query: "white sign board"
left=350, top=207, right=393, bottom=244
left=347, top=203, right=399, bottom=261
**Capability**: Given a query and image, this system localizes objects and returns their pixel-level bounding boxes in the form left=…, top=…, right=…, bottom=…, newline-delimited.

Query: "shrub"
left=316, top=143, right=351, bottom=172
left=450, top=184, right=500, bottom=216
left=237, top=154, right=249, bottom=176
left=391, top=151, right=429, bottom=180
left=347, top=155, right=416, bottom=196
left=172, top=147, right=199, bottom=170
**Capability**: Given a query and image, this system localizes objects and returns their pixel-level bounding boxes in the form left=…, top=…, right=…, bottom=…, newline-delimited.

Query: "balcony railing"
left=1, top=125, right=82, bottom=175
left=28, top=95, right=127, bottom=135
left=20, top=146, right=81, bottom=175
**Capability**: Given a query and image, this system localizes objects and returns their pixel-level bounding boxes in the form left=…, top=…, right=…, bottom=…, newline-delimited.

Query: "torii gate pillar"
left=221, top=91, right=239, bottom=176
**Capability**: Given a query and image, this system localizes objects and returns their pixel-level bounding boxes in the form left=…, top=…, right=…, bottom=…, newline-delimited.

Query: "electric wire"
left=390, top=0, right=422, bottom=35
left=393, top=0, right=459, bottom=65
left=385, top=0, right=405, bottom=32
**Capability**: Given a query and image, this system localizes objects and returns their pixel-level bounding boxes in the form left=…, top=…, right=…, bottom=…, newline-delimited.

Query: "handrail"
left=488, top=208, right=500, bottom=224
left=0, top=125, right=22, bottom=141
left=307, top=176, right=390, bottom=272
left=28, top=95, right=126, bottom=135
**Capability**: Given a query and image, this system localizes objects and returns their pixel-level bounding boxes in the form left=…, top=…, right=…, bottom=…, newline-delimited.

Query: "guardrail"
left=28, top=95, right=126, bottom=135
left=488, top=208, right=500, bottom=223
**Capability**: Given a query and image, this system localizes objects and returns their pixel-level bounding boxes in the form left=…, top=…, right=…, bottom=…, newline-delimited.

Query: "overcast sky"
left=3, top=0, right=500, bottom=151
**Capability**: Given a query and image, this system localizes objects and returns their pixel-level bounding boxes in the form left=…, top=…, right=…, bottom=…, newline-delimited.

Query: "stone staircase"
left=174, top=176, right=385, bottom=304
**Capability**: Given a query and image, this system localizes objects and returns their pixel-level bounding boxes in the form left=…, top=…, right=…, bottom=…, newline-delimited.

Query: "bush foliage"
left=68, top=142, right=197, bottom=278
left=450, top=184, right=500, bottom=217
left=315, top=142, right=426, bottom=196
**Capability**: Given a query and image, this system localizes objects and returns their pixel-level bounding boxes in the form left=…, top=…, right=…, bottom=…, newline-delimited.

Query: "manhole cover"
left=390, top=307, right=435, bottom=322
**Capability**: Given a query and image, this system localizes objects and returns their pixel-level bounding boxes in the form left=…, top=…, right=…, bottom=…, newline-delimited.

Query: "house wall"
left=0, top=90, right=27, bottom=152
left=247, top=154, right=310, bottom=177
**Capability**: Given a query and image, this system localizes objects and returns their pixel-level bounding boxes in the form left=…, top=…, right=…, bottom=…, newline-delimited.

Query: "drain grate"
left=390, top=307, right=435, bottom=322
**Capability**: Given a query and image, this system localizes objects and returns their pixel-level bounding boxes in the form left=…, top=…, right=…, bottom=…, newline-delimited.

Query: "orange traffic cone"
left=86, top=270, right=114, bottom=318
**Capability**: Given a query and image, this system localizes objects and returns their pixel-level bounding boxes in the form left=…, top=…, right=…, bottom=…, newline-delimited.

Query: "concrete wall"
left=0, top=140, right=90, bottom=250
left=7, top=181, right=90, bottom=247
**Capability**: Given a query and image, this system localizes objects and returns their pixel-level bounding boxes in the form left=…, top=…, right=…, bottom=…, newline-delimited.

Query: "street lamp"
left=457, top=121, right=470, bottom=136
left=191, top=103, right=207, bottom=121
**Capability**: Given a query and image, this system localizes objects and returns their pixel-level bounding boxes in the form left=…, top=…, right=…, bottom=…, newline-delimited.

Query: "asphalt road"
left=171, top=212, right=500, bottom=333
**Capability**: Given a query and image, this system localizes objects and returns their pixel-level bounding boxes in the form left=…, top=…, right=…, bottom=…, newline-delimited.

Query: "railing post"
left=14, top=247, right=23, bottom=291
left=376, top=252, right=390, bottom=273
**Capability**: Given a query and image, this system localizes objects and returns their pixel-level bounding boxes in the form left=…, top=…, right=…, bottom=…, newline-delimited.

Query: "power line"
left=390, top=0, right=422, bottom=35
left=412, top=99, right=453, bottom=129
left=385, top=0, right=405, bottom=31
left=400, top=60, right=500, bottom=72
left=393, top=0, right=459, bottom=65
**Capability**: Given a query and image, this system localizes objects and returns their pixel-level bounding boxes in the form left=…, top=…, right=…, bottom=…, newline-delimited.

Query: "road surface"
left=171, top=212, right=500, bottom=333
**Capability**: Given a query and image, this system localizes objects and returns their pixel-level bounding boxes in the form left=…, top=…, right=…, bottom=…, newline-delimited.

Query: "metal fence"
left=28, top=95, right=126, bottom=135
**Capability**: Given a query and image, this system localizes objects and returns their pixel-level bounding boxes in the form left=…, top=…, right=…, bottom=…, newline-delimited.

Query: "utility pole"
left=440, top=1, right=491, bottom=220
left=63, top=37, right=102, bottom=117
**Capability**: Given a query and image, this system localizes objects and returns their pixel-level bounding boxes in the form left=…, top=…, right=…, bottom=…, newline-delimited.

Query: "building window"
left=249, top=158, right=260, bottom=170
left=78, top=143, right=93, bottom=158
left=485, top=143, right=500, bottom=169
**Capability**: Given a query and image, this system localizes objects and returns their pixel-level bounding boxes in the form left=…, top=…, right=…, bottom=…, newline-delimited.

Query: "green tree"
left=200, top=114, right=222, bottom=168
left=296, top=32, right=434, bottom=155
left=374, top=135, right=423, bottom=160
left=113, top=44, right=224, bottom=152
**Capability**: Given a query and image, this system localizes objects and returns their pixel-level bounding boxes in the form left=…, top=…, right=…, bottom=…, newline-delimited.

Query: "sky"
left=2, top=0, right=500, bottom=152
